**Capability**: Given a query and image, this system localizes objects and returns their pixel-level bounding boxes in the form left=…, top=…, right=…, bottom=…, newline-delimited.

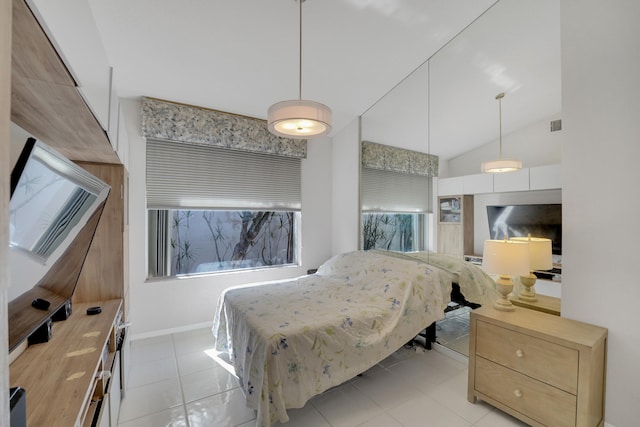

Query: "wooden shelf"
left=438, top=195, right=474, bottom=257
left=9, top=299, right=122, bottom=427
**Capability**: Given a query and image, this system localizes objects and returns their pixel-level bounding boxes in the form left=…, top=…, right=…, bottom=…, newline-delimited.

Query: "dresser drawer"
left=476, top=320, right=578, bottom=394
left=475, top=357, right=577, bottom=427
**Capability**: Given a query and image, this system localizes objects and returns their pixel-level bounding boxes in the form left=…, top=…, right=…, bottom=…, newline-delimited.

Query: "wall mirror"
left=359, top=0, right=561, bottom=355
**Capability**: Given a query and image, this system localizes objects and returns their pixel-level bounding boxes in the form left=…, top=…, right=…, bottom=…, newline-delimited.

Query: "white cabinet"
left=27, top=0, right=113, bottom=131
left=437, top=164, right=561, bottom=197
left=493, top=168, right=530, bottom=192
left=437, top=176, right=464, bottom=196
left=530, top=164, right=562, bottom=190
left=463, top=173, right=493, bottom=194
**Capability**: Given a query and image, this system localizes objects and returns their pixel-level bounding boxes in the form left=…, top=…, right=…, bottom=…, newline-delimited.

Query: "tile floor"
left=117, top=325, right=527, bottom=427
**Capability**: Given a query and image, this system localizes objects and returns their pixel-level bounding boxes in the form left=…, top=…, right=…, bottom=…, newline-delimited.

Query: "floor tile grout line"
left=171, top=333, right=191, bottom=427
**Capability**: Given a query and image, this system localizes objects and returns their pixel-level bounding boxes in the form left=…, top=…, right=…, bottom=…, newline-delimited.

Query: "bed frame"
left=413, top=283, right=481, bottom=349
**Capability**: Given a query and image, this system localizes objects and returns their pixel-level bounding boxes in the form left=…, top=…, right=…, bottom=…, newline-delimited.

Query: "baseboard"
left=130, top=321, right=212, bottom=341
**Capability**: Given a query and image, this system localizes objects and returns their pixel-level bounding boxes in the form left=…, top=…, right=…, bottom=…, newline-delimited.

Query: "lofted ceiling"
left=85, top=0, right=560, bottom=160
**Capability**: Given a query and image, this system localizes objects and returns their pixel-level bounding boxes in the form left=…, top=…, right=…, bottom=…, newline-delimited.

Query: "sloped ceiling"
left=87, top=0, right=559, bottom=160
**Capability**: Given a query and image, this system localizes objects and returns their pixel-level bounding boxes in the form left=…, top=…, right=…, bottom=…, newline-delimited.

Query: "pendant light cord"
left=496, top=92, right=505, bottom=159
left=298, top=0, right=303, bottom=101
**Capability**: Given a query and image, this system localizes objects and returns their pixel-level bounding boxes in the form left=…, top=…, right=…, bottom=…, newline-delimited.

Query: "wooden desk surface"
left=10, top=299, right=122, bottom=427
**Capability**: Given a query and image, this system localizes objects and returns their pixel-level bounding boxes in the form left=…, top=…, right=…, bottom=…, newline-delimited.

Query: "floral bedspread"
left=212, top=250, right=451, bottom=427
left=401, top=252, right=499, bottom=307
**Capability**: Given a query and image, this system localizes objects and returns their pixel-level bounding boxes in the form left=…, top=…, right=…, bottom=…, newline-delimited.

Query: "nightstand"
left=468, top=306, right=607, bottom=427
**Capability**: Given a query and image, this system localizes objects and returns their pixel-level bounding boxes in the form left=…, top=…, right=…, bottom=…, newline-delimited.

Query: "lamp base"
left=494, top=276, right=515, bottom=312
left=494, top=297, right=516, bottom=312
left=519, top=274, right=538, bottom=302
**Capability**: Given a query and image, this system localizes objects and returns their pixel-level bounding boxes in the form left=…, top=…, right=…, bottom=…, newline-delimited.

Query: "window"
left=362, top=212, right=424, bottom=252
left=146, top=139, right=302, bottom=278
left=361, top=161, right=433, bottom=253
left=149, top=209, right=299, bottom=276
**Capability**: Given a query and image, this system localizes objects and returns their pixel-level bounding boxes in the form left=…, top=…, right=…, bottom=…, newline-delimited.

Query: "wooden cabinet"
left=27, top=0, right=113, bottom=132
left=74, top=162, right=129, bottom=320
left=10, top=300, right=123, bottom=427
left=468, top=306, right=607, bottom=427
left=437, top=195, right=473, bottom=257
left=7, top=2, right=129, bottom=426
left=11, top=0, right=119, bottom=164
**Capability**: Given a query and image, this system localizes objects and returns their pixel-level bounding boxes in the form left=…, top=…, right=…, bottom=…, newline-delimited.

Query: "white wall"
left=121, top=98, right=333, bottom=338
left=561, top=1, right=640, bottom=426
left=444, top=114, right=562, bottom=178
left=331, top=117, right=361, bottom=255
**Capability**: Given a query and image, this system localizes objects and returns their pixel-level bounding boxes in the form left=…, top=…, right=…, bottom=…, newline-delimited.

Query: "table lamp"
left=482, top=238, right=530, bottom=311
left=511, top=235, right=553, bottom=302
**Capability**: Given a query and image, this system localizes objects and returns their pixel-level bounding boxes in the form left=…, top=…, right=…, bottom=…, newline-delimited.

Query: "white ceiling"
left=87, top=0, right=560, bottom=160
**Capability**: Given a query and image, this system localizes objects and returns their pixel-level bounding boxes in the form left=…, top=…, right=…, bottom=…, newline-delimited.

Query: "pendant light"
left=267, top=0, right=332, bottom=139
left=481, top=92, right=522, bottom=173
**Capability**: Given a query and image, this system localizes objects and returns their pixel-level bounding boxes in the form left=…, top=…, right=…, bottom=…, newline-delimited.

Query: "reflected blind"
left=362, top=167, right=432, bottom=213
left=147, top=139, right=301, bottom=210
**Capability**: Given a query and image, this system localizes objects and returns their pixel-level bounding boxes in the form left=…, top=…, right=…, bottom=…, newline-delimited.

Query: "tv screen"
left=8, top=138, right=110, bottom=352
left=486, top=204, right=562, bottom=255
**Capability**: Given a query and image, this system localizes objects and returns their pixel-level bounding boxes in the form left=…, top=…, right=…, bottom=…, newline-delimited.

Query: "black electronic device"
left=31, top=298, right=50, bottom=311
left=86, top=306, right=102, bottom=315
left=10, top=387, right=26, bottom=427
left=27, top=318, right=52, bottom=345
left=52, top=299, right=72, bottom=322
left=486, top=203, right=562, bottom=255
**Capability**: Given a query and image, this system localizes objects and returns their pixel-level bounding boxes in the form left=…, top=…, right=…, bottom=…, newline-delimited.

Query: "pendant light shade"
left=268, top=99, right=332, bottom=139
left=267, top=0, right=332, bottom=139
left=481, top=92, right=521, bottom=173
left=481, top=158, right=522, bottom=173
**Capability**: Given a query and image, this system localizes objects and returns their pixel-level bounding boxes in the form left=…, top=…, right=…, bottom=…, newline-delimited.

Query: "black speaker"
left=10, top=387, right=26, bottom=427
left=28, top=318, right=52, bottom=345
left=52, top=299, right=72, bottom=322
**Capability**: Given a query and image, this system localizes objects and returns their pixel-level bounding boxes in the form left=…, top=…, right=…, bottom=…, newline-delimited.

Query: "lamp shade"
left=511, top=236, right=553, bottom=270
left=482, top=239, right=530, bottom=277
left=267, top=99, right=332, bottom=139
left=481, top=159, right=522, bottom=173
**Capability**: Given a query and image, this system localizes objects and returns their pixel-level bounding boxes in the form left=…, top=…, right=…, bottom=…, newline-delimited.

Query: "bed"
left=212, top=250, right=496, bottom=427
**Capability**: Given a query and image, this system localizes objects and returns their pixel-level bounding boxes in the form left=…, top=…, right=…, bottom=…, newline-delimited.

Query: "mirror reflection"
left=360, top=0, right=561, bottom=356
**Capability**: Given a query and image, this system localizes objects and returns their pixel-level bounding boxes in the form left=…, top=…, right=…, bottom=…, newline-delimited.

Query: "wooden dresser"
left=468, top=306, right=607, bottom=427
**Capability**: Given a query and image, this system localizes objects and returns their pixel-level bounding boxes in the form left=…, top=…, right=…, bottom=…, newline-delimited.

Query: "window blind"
left=361, top=167, right=432, bottom=213
left=146, top=139, right=301, bottom=210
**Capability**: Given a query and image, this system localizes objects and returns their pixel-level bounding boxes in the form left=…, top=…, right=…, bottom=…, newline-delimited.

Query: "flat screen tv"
left=486, top=204, right=562, bottom=255
left=8, top=138, right=111, bottom=352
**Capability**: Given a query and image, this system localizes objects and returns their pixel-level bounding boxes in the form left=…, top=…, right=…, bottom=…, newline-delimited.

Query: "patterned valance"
left=140, top=97, right=307, bottom=158
left=361, top=141, right=438, bottom=177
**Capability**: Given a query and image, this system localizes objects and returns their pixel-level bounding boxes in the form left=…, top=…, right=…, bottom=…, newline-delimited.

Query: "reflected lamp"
left=482, top=238, right=530, bottom=311
left=511, top=235, right=553, bottom=302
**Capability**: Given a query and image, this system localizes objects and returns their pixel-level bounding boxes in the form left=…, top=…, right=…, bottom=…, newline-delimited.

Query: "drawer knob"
left=514, top=389, right=523, bottom=398
left=515, top=349, right=524, bottom=358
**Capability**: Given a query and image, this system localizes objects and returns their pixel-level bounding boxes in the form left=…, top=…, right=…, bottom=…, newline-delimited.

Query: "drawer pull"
left=514, top=389, right=523, bottom=398
left=515, top=349, right=524, bottom=358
